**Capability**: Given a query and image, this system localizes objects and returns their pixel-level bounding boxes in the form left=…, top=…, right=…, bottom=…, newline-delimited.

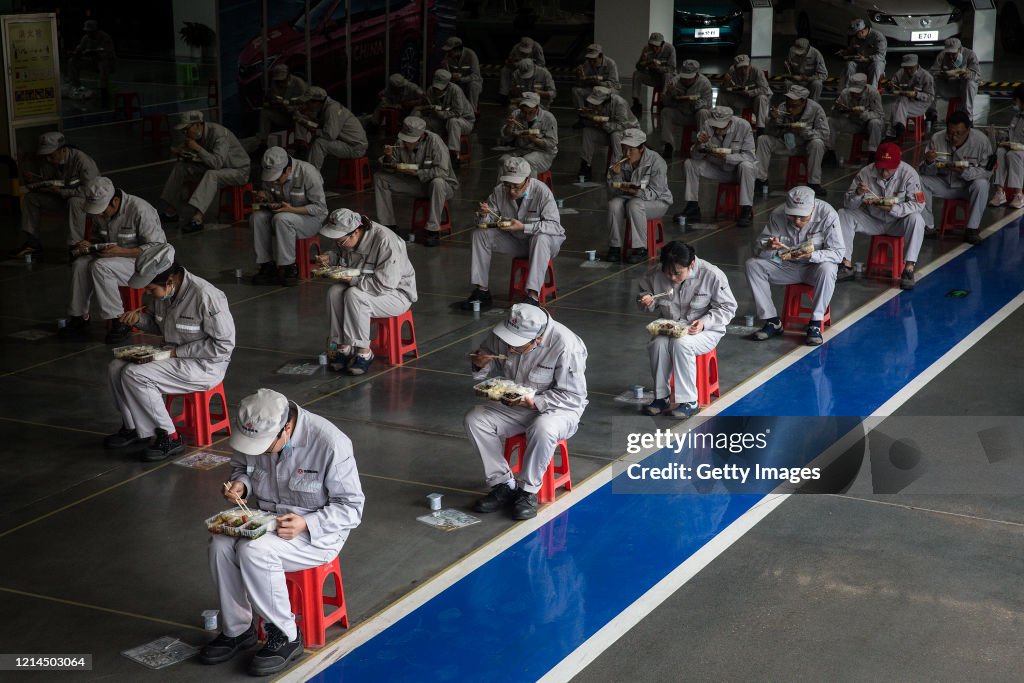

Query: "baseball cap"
left=847, top=73, right=868, bottom=93
left=708, top=106, right=733, bottom=128
left=517, top=58, right=535, bottom=78
left=260, top=146, right=289, bottom=181
left=127, top=243, right=176, bottom=288
left=398, top=116, right=426, bottom=143
left=520, top=91, right=541, bottom=108
left=494, top=303, right=548, bottom=347
left=270, top=63, right=289, bottom=80
left=679, top=59, right=699, bottom=78
left=83, top=19, right=98, bottom=31
left=734, top=54, right=750, bottom=67
left=432, top=69, right=452, bottom=90
left=442, top=36, right=463, bottom=51
left=785, top=85, right=810, bottom=100
left=499, top=157, right=531, bottom=184
left=585, top=43, right=602, bottom=58
left=874, top=142, right=902, bottom=170
left=389, top=73, right=407, bottom=88
left=37, top=131, right=66, bottom=155
left=83, top=176, right=116, bottom=215
left=784, top=186, right=816, bottom=217
left=517, top=37, right=534, bottom=54
left=850, top=18, right=866, bottom=33
left=792, top=38, right=809, bottom=54
left=320, top=208, right=364, bottom=239
left=586, top=85, right=611, bottom=105
left=302, top=86, right=328, bottom=102
left=175, top=110, right=204, bottom=130
left=901, top=54, right=919, bottom=67
left=230, top=389, right=290, bottom=456
left=648, top=32, right=665, bottom=46
left=944, top=37, right=961, bottom=53
left=620, top=128, right=647, bottom=148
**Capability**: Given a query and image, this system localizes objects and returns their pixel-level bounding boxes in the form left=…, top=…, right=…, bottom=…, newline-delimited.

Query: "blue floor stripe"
left=311, top=219, right=1024, bottom=683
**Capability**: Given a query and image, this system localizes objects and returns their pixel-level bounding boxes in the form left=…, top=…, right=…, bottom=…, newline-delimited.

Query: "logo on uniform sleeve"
left=915, top=191, right=926, bottom=203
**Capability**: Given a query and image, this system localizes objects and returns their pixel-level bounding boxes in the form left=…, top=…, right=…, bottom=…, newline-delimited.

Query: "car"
left=795, top=0, right=962, bottom=53
left=673, top=1, right=745, bottom=55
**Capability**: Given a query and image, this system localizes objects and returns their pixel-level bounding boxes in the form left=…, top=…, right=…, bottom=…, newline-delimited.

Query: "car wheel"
left=399, top=40, right=421, bottom=82
left=797, top=13, right=811, bottom=40
left=1002, top=6, right=1023, bottom=54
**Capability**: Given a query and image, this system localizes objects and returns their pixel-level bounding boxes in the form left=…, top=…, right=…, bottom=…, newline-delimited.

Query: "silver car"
left=795, top=0, right=963, bottom=52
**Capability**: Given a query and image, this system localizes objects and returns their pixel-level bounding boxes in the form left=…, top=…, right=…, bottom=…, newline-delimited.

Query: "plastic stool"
left=258, top=556, right=347, bottom=649
left=939, top=198, right=969, bottom=237
left=336, top=156, right=372, bottom=192
left=679, top=125, right=699, bottom=159
left=118, top=286, right=144, bottom=311
left=651, top=86, right=663, bottom=118
left=715, top=182, right=741, bottom=219
left=411, top=199, right=452, bottom=237
left=784, top=155, right=809, bottom=189
left=163, top=381, right=231, bottom=448
left=295, top=236, right=322, bottom=280
left=508, top=258, right=557, bottom=303
left=740, top=108, right=755, bottom=126
left=866, top=235, right=905, bottom=281
left=458, top=133, right=471, bottom=163
left=947, top=97, right=962, bottom=118
left=536, top=169, right=554, bottom=192
left=848, top=132, right=867, bottom=165
left=113, top=91, right=142, bottom=120
left=902, top=115, right=925, bottom=144
left=370, top=309, right=419, bottom=366
left=781, top=283, right=832, bottom=332
left=218, top=183, right=254, bottom=223
left=503, top=434, right=571, bottom=504
left=696, top=348, right=720, bottom=406
left=380, top=108, right=401, bottom=136
left=624, top=217, right=666, bottom=257
left=141, top=113, right=171, bottom=145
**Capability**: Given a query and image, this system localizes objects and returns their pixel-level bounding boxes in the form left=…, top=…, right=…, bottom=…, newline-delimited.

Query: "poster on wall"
left=5, top=18, right=58, bottom=121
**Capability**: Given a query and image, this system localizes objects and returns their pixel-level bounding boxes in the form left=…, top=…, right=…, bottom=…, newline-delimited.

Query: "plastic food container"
left=473, top=378, right=536, bottom=405
left=312, top=266, right=361, bottom=280
left=112, top=345, right=174, bottom=364
left=205, top=508, right=278, bottom=539
left=646, top=319, right=688, bottom=338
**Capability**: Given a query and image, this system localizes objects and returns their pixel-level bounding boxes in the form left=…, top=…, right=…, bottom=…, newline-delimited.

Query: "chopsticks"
left=650, top=289, right=674, bottom=300
left=223, top=482, right=253, bottom=516
left=469, top=352, right=508, bottom=360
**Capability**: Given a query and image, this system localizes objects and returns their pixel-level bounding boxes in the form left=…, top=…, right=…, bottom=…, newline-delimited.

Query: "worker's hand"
left=793, top=250, right=812, bottom=261
left=687, top=320, right=705, bottom=335
left=514, top=394, right=537, bottom=410
left=271, top=202, right=294, bottom=213
left=223, top=480, right=246, bottom=504
left=469, top=350, right=496, bottom=368
left=638, top=293, right=654, bottom=307
left=503, top=219, right=525, bottom=232
left=184, top=138, right=202, bottom=152
left=768, top=236, right=786, bottom=250
left=119, top=309, right=141, bottom=326
left=611, top=161, right=622, bottom=175
left=43, top=184, right=62, bottom=194
left=315, top=254, right=331, bottom=267
left=478, top=201, right=491, bottom=216
left=253, top=191, right=269, bottom=202
left=877, top=203, right=894, bottom=212
left=856, top=181, right=871, bottom=196
left=529, top=135, right=544, bottom=146
left=697, top=131, right=710, bottom=144
left=275, top=513, right=308, bottom=540
left=925, top=149, right=938, bottom=164
left=98, top=245, right=131, bottom=258
left=73, top=240, right=91, bottom=253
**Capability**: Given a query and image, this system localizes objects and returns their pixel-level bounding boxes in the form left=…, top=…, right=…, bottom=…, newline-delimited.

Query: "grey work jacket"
left=39, top=147, right=100, bottom=200
left=258, top=158, right=328, bottom=220
left=636, top=43, right=677, bottom=74
left=512, top=67, right=558, bottom=102
left=380, top=81, right=424, bottom=106
left=589, top=93, right=639, bottom=134
left=724, top=65, right=771, bottom=98
left=930, top=47, right=981, bottom=83
left=692, top=116, right=757, bottom=169
left=787, top=46, right=828, bottom=80
left=832, top=86, right=884, bottom=123
left=768, top=98, right=830, bottom=142
left=379, top=130, right=459, bottom=190
left=752, top=200, right=845, bottom=265
left=315, top=97, right=368, bottom=148
left=638, top=258, right=738, bottom=339
left=331, top=221, right=418, bottom=302
left=92, top=191, right=166, bottom=249
left=508, top=43, right=546, bottom=67
left=851, top=29, right=887, bottom=62
left=135, top=271, right=236, bottom=366
left=578, top=56, right=620, bottom=90
left=608, top=147, right=672, bottom=204
left=425, top=84, right=475, bottom=123
left=890, top=67, right=935, bottom=104
left=844, top=161, right=926, bottom=222
left=662, top=74, right=713, bottom=115
left=921, top=128, right=993, bottom=186
left=445, top=48, right=483, bottom=87
left=194, top=122, right=250, bottom=172
left=265, top=75, right=308, bottom=106
left=500, top=109, right=559, bottom=156
left=480, top=179, right=563, bottom=239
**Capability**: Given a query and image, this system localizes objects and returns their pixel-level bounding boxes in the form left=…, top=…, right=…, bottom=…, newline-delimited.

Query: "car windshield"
left=292, top=0, right=341, bottom=31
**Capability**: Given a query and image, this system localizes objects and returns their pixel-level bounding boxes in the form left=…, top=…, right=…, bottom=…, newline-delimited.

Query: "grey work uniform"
left=498, top=108, right=559, bottom=176
left=304, top=98, right=369, bottom=171
left=69, top=191, right=166, bottom=320
left=659, top=74, right=714, bottom=148
left=685, top=116, right=758, bottom=206
left=638, top=258, right=737, bottom=404
left=250, top=158, right=327, bottom=266
left=889, top=68, right=935, bottom=135
left=472, top=179, right=564, bottom=294
left=373, top=81, right=425, bottom=122
left=326, top=220, right=417, bottom=348
left=500, top=42, right=547, bottom=97
left=608, top=147, right=672, bottom=248
left=510, top=66, right=558, bottom=109
left=838, top=161, right=926, bottom=263
left=784, top=46, right=828, bottom=101
left=444, top=47, right=484, bottom=110
left=107, top=271, right=235, bottom=438
left=930, top=47, right=981, bottom=118
left=573, top=56, right=621, bottom=108
left=212, top=403, right=364, bottom=641
left=744, top=200, right=845, bottom=321
left=632, top=42, right=677, bottom=99
left=994, top=110, right=1024, bottom=190
left=160, top=122, right=250, bottom=217
left=258, top=75, right=308, bottom=142
left=69, top=30, right=116, bottom=87
left=23, top=147, right=99, bottom=244
left=828, top=85, right=884, bottom=153
left=421, top=85, right=475, bottom=153
left=580, top=93, right=639, bottom=167
left=374, top=130, right=458, bottom=234
left=717, top=66, right=772, bottom=129
left=465, top=317, right=588, bottom=494
left=919, top=128, right=993, bottom=231
left=756, top=99, right=830, bottom=185
left=845, top=29, right=886, bottom=89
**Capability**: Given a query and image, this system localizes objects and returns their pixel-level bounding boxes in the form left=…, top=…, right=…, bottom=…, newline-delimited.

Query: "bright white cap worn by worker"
left=585, top=43, right=602, bottom=59
left=499, top=157, right=531, bottom=184
left=847, top=73, right=868, bottom=94
left=849, top=18, right=866, bottom=33
left=586, top=85, right=611, bottom=106
left=127, top=243, right=176, bottom=288
left=679, top=59, right=699, bottom=79
left=176, top=110, right=204, bottom=130
left=261, top=146, right=290, bottom=182
left=38, top=131, right=66, bottom=155
left=83, top=176, right=116, bottom=215
left=784, top=186, right=816, bottom=217
left=320, top=208, right=363, bottom=239
left=620, top=128, right=647, bottom=148
left=432, top=69, right=452, bottom=90
left=494, top=303, right=548, bottom=347
left=520, top=91, right=541, bottom=108
left=230, top=388, right=290, bottom=455
left=709, top=106, right=733, bottom=127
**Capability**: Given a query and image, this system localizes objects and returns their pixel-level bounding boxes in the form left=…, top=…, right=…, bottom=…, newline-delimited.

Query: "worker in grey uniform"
left=658, top=60, right=713, bottom=159
left=577, top=85, right=639, bottom=181
left=159, top=110, right=250, bottom=233
left=572, top=43, right=621, bottom=111
left=509, top=58, right=557, bottom=110
left=256, top=63, right=308, bottom=154
left=679, top=105, right=757, bottom=228
left=607, top=129, right=672, bottom=264
left=756, top=85, right=830, bottom=197
left=318, top=209, right=417, bottom=376
left=499, top=37, right=546, bottom=103
left=637, top=241, right=737, bottom=418
left=783, top=37, right=828, bottom=102
left=417, top=69, right=475, bottom=166
left=68, top=19, right=116, bottom=92
left=887, top=54, right=935, bottom=140
left=826, top=73, right=884, bottom=164
left=837, top=142, right=925, bottom=290
left=989, top=85, right=1024, bottom=209
left=250, top=146, right=327, bottom=287
left=497, top=92, right=558, bottom=176
left=631, top=32, right=677, bottom=118
left=14, top=131, right=99, bottom=258
left=369, top=73, right=425, bottom=130
left=441, top=36, right=483, bottom=111
left=294, top=86, right=368, bottom=172
left=203, top=388, right=363, bottom=677
left=717, top=55, right=771, bottom=134
left=841, top=18, right=886, bottom=90
left=65, top=177, right=166, bottom=344
left=745, top=186, right=844, bottom=346
left=462, top=157, right=564, bottom=311
left=919, top=110, right=993, bottom=245
left=105, top=243, right=236, bottom=460
left=929, top=37, right=981, bottom=121
left=374, top=116, right=458, bottom=247
left=467, top=303, right=588, bottom=520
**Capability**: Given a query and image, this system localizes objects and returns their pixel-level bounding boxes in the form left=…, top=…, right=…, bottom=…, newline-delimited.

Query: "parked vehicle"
left=673, top=1, right=745, bottom=55
left=795, top=0, right=962, bottom=53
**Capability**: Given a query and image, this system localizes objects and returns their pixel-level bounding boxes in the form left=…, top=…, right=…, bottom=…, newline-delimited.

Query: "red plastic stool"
left=141, top=113, right=171, bottom=145
left=503, top=434, right=571, bottom=504
left=939, top=198, right=969, bottom=237
left=258, top=556, right=347, bottom=649
left=218, top=183, right=254, bottom=223
left=784, top=155, right=809, bottom=189
left=947, top=97, right=962, bottom=118
left=458, top=133, right=472, bottom=163
left=848, top=133, right=867, bottom=165
left=370, top=309, right=419, bottom=366
left=781, top=283, right=832, bottom=332
left=411, top=199, right=452, bottom=237
left=678, top=125, right=699, bottom=159
left=118, top=286, right=144, bottom=311
left=163, top=381, right=231, bottom=448
left=536, top=169, right=554, bottom=192
left=740, top=108, right=755, bottom=126
left=670, top=348, right=721, bottom=406
left=651, top=86, right=663, bottom=118
left=624, top=217, right=666, bottom=257
left=715, top=182, right=741, bottom=219
left=113, top=91, right=142, bottom=119
left=902, top=115, right=925, bottom=144
left=866, top=235, right=905, bottom=280
left=295, top=235, right=322, bottom=280
left=508, top=258, right=557, bottom=303
left=380, top=108, right=401, bottom=136
left=336, top=156, right=372, bottom=192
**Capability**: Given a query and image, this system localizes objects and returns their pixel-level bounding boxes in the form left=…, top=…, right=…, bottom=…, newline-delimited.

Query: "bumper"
left=674, top=18, right=744, bottom=48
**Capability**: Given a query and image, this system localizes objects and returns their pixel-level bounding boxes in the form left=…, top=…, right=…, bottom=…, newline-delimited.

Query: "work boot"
left=144, top=429, right=185, bottom=462
left=10, top=236, right=43, bottom=259
left=682, top=201, right=702, bottom=220
left=182, top=218, right=204, bottom=234
left=631, top=97, right=642, bottom=119
left=577, top=161, right=592, bottom=181
left=474, top=482, right=516, bottom=513
left=737, top=205, right=753, bottom=227
left=899, top=269, right=916, bottom=290
left=59, top=315, right=91, bottom=340
left=752, top=319, right=783, bottom=341
left=251, top=262, right=277, bottom=285
left=836, top=264, right=856, bottom=282
left=247, top=622, right=302, bottom=676
left=626, top=247, right=648, bottom=264
left=805, top=324, right=824, bottom=346
left=105, top=320, right=133, bottom=345
left=460, top=287, right=493, bottom=311
left=822, top=149, right=837, bottom=166
left=104, top=427, right=146, bottom=449
left=199, top=624, right=257, bottom=665
left=891, top=122, right=905, bottom=140
left=661, top=144, right=673, bottom=160
left=345, top=351, right=374, bottom=376
left=963, top=229, right=981, bottom=245
left=280, top=263, right=299, bottom=286
left=605, top=246, right=622, bottom=262
left=510, top=487, right=538, bottom=520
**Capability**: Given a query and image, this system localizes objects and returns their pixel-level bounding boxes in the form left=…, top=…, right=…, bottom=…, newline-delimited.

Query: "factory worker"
left=606, top=128, right=672, bottom=263
left=679, top=105, right=757, bottom=227
left=929, top=37, right=981, bottom=120
left=418, top=69, right=475, bottom=166
left=841, top=18, right=886, bottom=89
left=826, top=73, right=884, bottom=164
left=255, top=63, right=307, bottom=155
left=658, top=59, right=713, bottom=159
left=631, top=32, right=677, bottom=118
left=499, top=37, right=546, bottom=104
left=990, top=85, right=1024, bottom=209
left=293, top=86, right=368, bottom=171
left=440, top=36, right=483, bottom=110
left=203, top=388, right=363, bottom=676
left=577, top=85, right=639, bottom=181
left=887, top=54, right=935, bottom=141
left=783, top=37, right=828, bottom=102
left=508, top=58, right=557, bottom=109
left=370, top=73, right=425, bottom=130
left=497, top=92, right=558, bottom=176
left=755, top=85, right=830, bottom=198
left=572, top=43, right=620, bottom=111
left=466, top=304, right=588, bottom=520
left=717, top=54, right=771, bottom=134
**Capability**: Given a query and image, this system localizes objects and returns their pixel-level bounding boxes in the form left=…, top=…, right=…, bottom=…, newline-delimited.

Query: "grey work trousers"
left=659, top=107, right=712, bottom=148
left=374, top=172, right=454, bottom=233
left=22, top=191, right=88, bottom=244
left=828, top=117, right=884, bottom=153
left=107, top=358, right=224, bottom=438
left=326, top=283, right=410, bottom=348
left=425, top=116, right=474, bottom=153
left=684, top=158, right=757, bottom=206
left=648, top=332, right=720, bottom=404
left=756, top=137, right=826, bottom=185
left=920, top=175, right=989, bottom=231
left=251, top=210, right=323, bottom=266
left=470, top=229, right=563, bottom=294
left=308, top=138, right=368, bottom=172
left=580, top=127, right=625, bottom=166
left=160, top=161, right=250, bottom=217
left=838, top=208, right=925, bottom=262
left=69, top=255, right=135, bottom=319
left=607, top=198, right=669, bottom=249
left=745, top=258, right=838, bottom=321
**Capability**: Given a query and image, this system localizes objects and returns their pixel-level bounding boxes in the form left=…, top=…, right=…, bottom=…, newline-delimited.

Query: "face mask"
left=281, top=438, right=293, bottom=456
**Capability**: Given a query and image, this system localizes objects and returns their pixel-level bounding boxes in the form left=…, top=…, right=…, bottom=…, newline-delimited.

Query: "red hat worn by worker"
left=875, top=143, right=901, bottom=170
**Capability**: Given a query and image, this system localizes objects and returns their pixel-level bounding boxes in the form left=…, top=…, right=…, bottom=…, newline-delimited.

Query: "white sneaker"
left=1012, top=193, right=1024, bottom=210
left=990, top=188, right=1007, bottom=207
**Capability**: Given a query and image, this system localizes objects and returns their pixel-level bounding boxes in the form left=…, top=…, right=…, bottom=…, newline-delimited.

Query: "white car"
left=795, top=0, right=963, bottom=53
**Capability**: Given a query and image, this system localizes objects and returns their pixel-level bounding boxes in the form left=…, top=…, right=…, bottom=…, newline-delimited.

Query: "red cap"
left=875, top=143, right=901, bottom=170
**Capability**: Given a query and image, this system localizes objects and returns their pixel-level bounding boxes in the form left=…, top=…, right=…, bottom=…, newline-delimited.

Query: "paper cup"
left=472, top=300, right=481, bottom=312
left=235, top=268, right=243, bottom=278
left=202, top=610, right=219, bottom=631
left=854, top=262, right=865, bottom=274
left=318, top=353, right=328, bottom=366
left=24, top=253, right=32, bottom=264
left=556, top=199, right=565, bottom=208
left=585, top=249, right=596, bottom=261
left=57, top=318, right=68, bottom=329
left=427, top=493, right=443, bottom=510
left=632, top=384, right=644, bottom=399
left=744, top=314, right=754, bottom=327
left=578, top=175, right=586, bottom=183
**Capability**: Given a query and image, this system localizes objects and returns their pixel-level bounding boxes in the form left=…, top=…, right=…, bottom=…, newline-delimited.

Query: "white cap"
left=850, top=18, right=866, bottom=33
left=320, top=208, right=364, bottom=239
left=734, top=54, right=750, bottom=67
left=175, top=110, right=204, bottom=129
left=585, top=43, right=602, bottom=58
left=648, top=32, right=665, bottom=46
left=494, top=303, right=548, bottom=347
left=708, top=106, right=733, bottom=128
left=901, top=54, right=919, bottom=67
left=586, top=85, right=611, bottom=105
left=499, top=157, right=531, bottom=184
left=516, top=58, right=535, bottom=77
left=432, top=69, right=452, bottom=90
left=260, top=146, right=289, bottom=181
left=784, top=186, right=816, bottom=217
left=398, top=116, right=426, bottom=143
left=847, top=73, right=867, bottom=93
left=620, top=128, right=647, bottom=148
left=519, top=91, right=541, bottom=108
left=127, top=243, right=176, bottom=288
left=785, top=85, right=810, bottom=100
left=230, top=389, right=290, bottom=456
left=679, top=59, right=700, bottom=78
left=944, top=37, right=961, bottom=53
left=38, top=131, right=65, bottom=155
left=83, top=176, right=116, bottom=214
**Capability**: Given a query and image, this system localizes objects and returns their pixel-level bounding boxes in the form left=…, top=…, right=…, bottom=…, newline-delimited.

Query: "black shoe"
left=631, top=98, right=642, bottom=119
left=200, top=624, right=257, bottom=665
left=523, top=295, right=541, bottom=307
left=450, top=156, right=461, bottom=169
left=104, top=427, right=146, bottom=449
left=577, top=161, right=592, bottom=181
left=924, top=227, right=938, bottom=239
left=752, top=320, right=783, bottom=341
left=511, top=487, right=539, bottom=520
left=59, top=315, right=90, bottom=339
left=10, top=238, right=43, bottom=259
left=460, top=287, right=493, bottom=311
left=388, top=224, right=410, bottom=241
left=737, top=205, right=753, bottom=227
left=158, top=210, right=179, bottom=224
left=682, top=201, right=702, bottom=220
left=105, top=320, right=133, bottom=345
left=626, top=248, right=647, bottom=264
left=805, top=324, right=824, bottom=346
left=662, top=144, right=673, bottom=160
left=423, top=232, right=440, bottom=247
left=572, top=119, right=585, bottom=130
left=925, top=108, right=938, bottom=124
left=822, top=149, right=838, bottom=166
left=474, top=482, right=516, bottom=512
left=605, top=246, right=622, bottom=262
left=892, top=122, right=905, bottom=140
left=809, top=184, right=827, bottom=198
left=251, top=262, right=277, bottom=285
left=182, top=218, right=204, bottom=233
left=144, top=428, right=185, bottom=462
left=642, top=398, right=668, bottom=416
left=665, top=401, right=700, bottom=419
left=836, top=265, right=856, bottom=282
left=963, top=229, right=981, bottom=245
left=899, top=269, right=916, bottom=290
left=345, top=351, right=374, bottom=376
left=247, top=623, right=302, bottom=677
left=280, top=264, right=299, bottom=286
left=754, top=179, right=768, bottom=196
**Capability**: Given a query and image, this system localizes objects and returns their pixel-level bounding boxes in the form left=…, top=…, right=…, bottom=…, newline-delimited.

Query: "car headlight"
left=950, top=7, right=962, bottom=22
left=731, top=10, right=743, bottom=19
left=870, top=12, right=897, bottom=26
